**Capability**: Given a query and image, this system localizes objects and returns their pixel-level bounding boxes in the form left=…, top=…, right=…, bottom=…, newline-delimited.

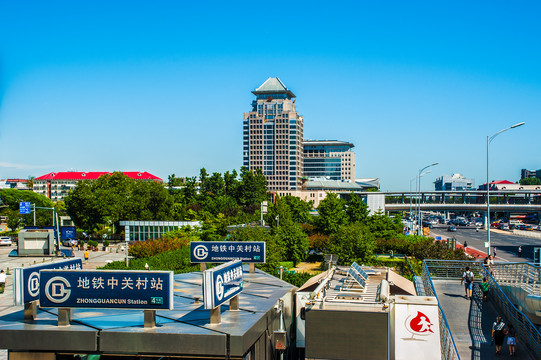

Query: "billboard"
left=39, top=270, right=174, bottom=310
left=14, top=259, right=83, bottom=305
left=190, top=241, right=266, bottom=263
left=203, top=260, right=243, bottom=309
left=60, top=226, right=77, bottom=240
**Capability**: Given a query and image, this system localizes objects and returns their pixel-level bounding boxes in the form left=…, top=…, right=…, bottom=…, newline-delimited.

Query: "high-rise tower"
left=243, top=78, right=304, bottom=191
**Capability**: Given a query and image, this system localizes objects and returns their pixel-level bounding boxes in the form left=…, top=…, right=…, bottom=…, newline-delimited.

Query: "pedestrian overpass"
left=418, top=259, right=541, bottom=359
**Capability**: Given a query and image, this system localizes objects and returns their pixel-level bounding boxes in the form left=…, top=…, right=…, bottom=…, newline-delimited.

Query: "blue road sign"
left=190, top=241, right=266, bottom=263
left=39, top=270, right=174, bottom=310
left=203, top=260, right=243, bottom=309
left=19, top=202, right=31, bottom=215
left=14, top=259, right=83, bottom=305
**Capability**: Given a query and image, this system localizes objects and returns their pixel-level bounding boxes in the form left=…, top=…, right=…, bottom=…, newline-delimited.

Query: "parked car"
left=0, top=236, right=13, bottom=246
left=500, top=224, right=510, bottom=230
left=447, top=225, right=457, bottom=232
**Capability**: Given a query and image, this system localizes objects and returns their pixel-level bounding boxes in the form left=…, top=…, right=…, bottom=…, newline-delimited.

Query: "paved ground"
left=434, top=279, right=535, bottom=359
left=0, top=245, right=126, bottom=359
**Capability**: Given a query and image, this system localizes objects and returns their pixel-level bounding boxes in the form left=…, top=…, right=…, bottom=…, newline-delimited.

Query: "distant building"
left=34, top=171, right=163, bottom=201
left=477, top=180, right=514, bottom=191
left=434, top=174, right=474, bottom=191
left=243, top=77, right=304, bottom=191
left=521, top=169, right=541, bottom=180
left=303, top=140, right=355, bottom=182
left=0, top=178, right=31, bottom=190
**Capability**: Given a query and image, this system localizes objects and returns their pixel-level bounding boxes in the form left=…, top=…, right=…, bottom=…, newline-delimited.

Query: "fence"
left=420, top=261, right=460, bottom=360
left=423, top=259, right=541, bottom=360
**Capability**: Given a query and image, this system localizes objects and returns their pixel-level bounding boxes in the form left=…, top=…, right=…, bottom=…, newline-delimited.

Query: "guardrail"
left=420, top=261, right=460, bottom=360
left=423, top=259, right=541, bottom=360
left=492, top=262, right=541, bottom=295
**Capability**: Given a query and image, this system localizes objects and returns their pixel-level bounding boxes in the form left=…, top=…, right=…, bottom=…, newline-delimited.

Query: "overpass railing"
left=491, top=262, right=541, bottom=295
left=420, top=261, right=460, bottom=360
left=424, top=259, right=541, bottom=360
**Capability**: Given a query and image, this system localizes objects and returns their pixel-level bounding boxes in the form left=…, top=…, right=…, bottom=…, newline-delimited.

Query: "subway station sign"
left=14, top=259, right=83, bottom=305
left=190, top=241, right=266, bottom=263
left=39, top=270, right=174, bottom=310
left=203, top=260, right=243, bottom=309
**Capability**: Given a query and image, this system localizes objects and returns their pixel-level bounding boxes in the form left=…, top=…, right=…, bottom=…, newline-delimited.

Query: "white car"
left=0, top=237, right=13, bottom=246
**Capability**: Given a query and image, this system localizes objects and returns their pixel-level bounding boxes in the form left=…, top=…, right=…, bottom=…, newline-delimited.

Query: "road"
left=430, top=225, right=539, bottom=263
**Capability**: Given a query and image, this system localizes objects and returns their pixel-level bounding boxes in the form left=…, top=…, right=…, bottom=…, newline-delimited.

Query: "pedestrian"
left=463, top=240, right=468, bottom=253
left=493, top=247, right=497, bottom=259
left=506, top=323, right=517, bottom=356
left=480, top=277, right=490, bottom=302
left=492, top=316, right=506, bottom=355
left=461, top=266, right=474, bottom=299
left=0, top=270, right=6, bottom=294
left=84, top=249, right=89, bottom=264
left=517, top=246, right=522, bottom=258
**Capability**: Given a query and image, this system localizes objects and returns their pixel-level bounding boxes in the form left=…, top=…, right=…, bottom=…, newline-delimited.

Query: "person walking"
left=84, top=249, right=89, bottom=264
left=492, top=316, right=506, bottom=355
left=506, top=323, right=517, bottom=356
left=493, top=247, right=497, bottom=259
left=517, top=245, right=522, bottom=258
left=461, top=266, right=474, bottom=299
left=463, top=240, right=468, bottom=253
left=0, top=270, right=6, bottom=294
left=480, top=277, right=490, bottom=302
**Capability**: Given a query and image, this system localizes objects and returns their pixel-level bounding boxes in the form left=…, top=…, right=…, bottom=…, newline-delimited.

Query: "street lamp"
left=417, top=163, right=439, bottom=235
left=486, top=122, right=525, bottom=255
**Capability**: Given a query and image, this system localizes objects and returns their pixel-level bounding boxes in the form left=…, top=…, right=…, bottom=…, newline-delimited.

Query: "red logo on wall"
left=405, top=311, right=434, bottom=336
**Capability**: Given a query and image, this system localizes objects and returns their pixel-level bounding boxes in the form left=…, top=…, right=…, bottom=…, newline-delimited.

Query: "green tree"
left=345, top=194, right=369, bottom=224
left=275, top=220, right=309, bottom=266
left=0, top=188, right=56, bottom=227
left=228, top=226, right=281, bottom=271
left=238, top=167, right=268, bottom=207
left=330, top=223, right=376, bottom=265
left=282, top=195, right=312, bottom=224
left=316, top=193, right=347, bottom=234
left=519, top=177, right=541, bottom=185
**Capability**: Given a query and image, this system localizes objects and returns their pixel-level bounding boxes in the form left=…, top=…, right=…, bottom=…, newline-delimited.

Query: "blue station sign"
left=14, top=259, right=83, bottom=305
left=203, top=260, right=243, bottom=309
left=60, top=226, right=77, bottom=240
left=39, top=270, right=174, bottom=310
left=190, top=241, right=266, bottom=263
left=19, top=202, right=31, bottom=215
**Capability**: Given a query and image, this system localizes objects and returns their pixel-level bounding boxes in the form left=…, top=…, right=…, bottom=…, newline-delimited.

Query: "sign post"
left=14, top=259, right=83, bottom=322
left=39, top=270, right=174, bottom=326
left=191, top=241, right=265, bottom=274
left=202, top=260, right=243, bottom=324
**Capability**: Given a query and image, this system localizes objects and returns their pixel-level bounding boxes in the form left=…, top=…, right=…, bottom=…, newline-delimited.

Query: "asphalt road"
left=430, top=225, right=539, bottom=263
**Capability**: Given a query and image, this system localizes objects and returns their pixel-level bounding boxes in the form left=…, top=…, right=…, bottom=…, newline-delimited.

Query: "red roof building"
left=33, top=171, right=163, bottom=201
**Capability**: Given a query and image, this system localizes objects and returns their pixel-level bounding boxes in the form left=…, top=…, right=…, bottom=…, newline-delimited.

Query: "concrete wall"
left=18, top=230, right=55, bottom=256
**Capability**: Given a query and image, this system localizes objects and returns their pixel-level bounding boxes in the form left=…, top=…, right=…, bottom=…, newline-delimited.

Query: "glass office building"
left=243, top=77, right=304, bottom=191
left=303, top=140, right=356, bottom=181
left=120, top=220, right=201, bottom=241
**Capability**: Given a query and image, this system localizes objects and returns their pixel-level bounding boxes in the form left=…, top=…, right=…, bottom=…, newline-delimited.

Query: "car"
left=447, top=225, right=457, bottom=232
left=0, top=236, right=13, bottom=246
left=500, top=224, right=510, bottom=230
left=61, top=239, right=78, bottom=247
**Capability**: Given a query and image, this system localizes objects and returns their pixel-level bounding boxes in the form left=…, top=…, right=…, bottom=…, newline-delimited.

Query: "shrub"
left=103, top=240, right=110, bottom=248
left=129, top=234, right=197, bottom=259
left=276, top=271, right=314, bottom=288
left=100, top=247, right=199, bottom=273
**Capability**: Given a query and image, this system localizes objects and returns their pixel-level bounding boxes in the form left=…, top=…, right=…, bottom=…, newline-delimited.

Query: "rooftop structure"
left=521, top=168, right=541, bottom=180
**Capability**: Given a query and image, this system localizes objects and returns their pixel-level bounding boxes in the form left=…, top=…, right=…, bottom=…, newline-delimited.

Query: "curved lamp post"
left=417, top=163, right=439, bottom=235
left=486, top=122, right=525, bottom=255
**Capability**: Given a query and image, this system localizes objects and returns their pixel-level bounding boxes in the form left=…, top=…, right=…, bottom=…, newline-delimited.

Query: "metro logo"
left=405, top=311, right=434, bottom=336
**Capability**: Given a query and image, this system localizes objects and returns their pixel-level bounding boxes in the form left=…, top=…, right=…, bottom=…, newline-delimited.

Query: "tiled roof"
left=252, top=77, right=295, bottom=98
left=35, top=172, right=162, bottom=181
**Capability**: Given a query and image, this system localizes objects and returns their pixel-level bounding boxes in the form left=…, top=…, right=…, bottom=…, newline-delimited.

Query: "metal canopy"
left=0, top=266, right=295, bottom=357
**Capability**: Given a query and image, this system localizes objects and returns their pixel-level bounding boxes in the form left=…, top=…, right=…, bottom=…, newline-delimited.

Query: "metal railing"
left=420, top=261, right=460, bottom=360
left=423, top=259, right=541, bottom=360
left=491, top=262, right=541, bottom=295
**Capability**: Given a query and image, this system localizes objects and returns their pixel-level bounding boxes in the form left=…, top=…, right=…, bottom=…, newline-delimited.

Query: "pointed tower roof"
left=252, top=77, right=295, bottom=98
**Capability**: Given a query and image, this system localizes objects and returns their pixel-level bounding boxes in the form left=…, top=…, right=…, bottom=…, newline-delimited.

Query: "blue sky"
left=1, top=1, right=540, bottom=191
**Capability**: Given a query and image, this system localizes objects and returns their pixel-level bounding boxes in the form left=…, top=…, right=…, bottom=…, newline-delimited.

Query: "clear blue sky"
left=1, top=1, right=540, bottom=191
